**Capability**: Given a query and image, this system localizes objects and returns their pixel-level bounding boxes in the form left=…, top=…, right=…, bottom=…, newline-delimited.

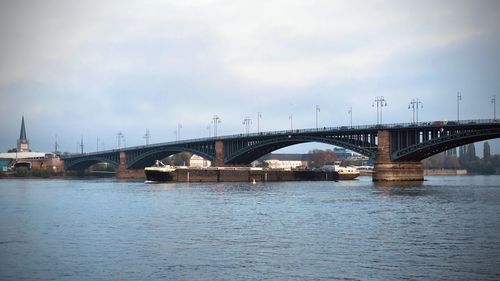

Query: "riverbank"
left=424, top=169, right=468, bottom=176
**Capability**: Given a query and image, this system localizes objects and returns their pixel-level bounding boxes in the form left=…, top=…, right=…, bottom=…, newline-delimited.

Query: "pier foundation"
left=373, top=130, right=424, bottom=181
left=215, top=141, right=225, bottom=167
left=116, top=152, right=145, bottom=179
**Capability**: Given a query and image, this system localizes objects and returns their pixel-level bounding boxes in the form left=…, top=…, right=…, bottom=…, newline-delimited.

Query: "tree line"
left=423, top=142, right=500, bottom=175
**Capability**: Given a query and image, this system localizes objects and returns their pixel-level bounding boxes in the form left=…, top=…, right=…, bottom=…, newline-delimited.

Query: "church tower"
left=17, top=116, right=30, bottom=152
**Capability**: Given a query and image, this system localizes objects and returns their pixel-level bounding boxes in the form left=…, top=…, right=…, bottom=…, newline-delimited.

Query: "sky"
left=1, top=0, right=500, bottom=155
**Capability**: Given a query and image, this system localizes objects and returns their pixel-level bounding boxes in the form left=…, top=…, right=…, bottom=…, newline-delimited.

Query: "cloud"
left=0, top=0, right=500, bottom=152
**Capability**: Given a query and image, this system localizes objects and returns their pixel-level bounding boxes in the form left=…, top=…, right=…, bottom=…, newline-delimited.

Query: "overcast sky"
left=1, top=0, right=500, bottom=155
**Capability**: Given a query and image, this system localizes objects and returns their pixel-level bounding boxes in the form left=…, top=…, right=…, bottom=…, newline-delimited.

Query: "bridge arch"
left=225, top=135, right=377, bottom=164
left=393, top=127, right=500, bottom=161
left=65, top=156, right=120, bottom=170
left=126, top=146, right=214, bottom=169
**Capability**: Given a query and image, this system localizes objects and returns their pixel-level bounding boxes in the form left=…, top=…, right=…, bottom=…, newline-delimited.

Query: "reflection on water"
left=373, top=180, right=424, bottom=189
left=1, top=176, right=500, bottom=281
left=373, top=180, right=427, bottom=196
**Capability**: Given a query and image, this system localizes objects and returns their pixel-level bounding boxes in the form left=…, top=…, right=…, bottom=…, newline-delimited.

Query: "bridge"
left=61, top=119, right=500, bottom=181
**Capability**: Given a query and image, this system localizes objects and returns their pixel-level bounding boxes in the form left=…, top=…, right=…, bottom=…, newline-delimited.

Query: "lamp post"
left=408, top=99, right=423, bottom=123
left=177, top=124, right=182, bottom=140
left=257, top=112, right=262, bottom=133
left=372, top=96, right=388, bottom=124
left=207, top=124, right=211, bottom=137
left=143, top=129, right=150, bottom=145
left=289, top=114, right=293, bottom=130
left=54, top=134, right=59, bottom=154
left=457, top=92, right=462, bottom=121
left=212, top=115, right=222, bottom=137
left=242, top=117, right=252, bottom=134
left=97, top=137, right=100, bottom=151
left=117, top=131, right=123, bottom=149
left=492, top=95, right=496, bottom=120
left=348, top=107, right=352, bottom=128
left=315, top=105, right=320, bottom=129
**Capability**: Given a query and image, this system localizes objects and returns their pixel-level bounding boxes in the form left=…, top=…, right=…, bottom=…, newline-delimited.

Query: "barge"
left=145, top=161, right=359, bottom=183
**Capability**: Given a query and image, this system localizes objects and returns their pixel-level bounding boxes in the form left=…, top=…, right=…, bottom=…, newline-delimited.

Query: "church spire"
left=19, top=116, right=27, bottom=143
left=17, top=116, right=30, bottom=152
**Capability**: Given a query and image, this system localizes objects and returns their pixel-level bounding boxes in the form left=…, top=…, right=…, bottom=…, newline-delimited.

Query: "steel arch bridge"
left=61, top=119, right=500, bottom=171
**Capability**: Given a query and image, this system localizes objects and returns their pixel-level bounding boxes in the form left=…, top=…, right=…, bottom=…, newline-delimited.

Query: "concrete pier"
left=373, top=130, right=424, bottom=181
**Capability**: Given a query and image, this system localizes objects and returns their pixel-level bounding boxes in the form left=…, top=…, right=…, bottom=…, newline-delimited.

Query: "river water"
left=1, top=176, right=500, bottom=280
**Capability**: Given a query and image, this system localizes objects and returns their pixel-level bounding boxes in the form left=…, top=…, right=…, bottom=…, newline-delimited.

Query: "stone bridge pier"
left=215, top=141, right=225, bottom=167
left=373, top=130, right=424, bottom=181
left=116, top=152, right=145, bottom=179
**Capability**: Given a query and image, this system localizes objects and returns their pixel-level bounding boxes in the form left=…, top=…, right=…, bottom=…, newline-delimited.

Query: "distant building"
left=255, top=149, right=370, bottom=169
left=189, top=154, right=211, bottom=167
left=445, top=148, right=457, bottom=156
left=257, top=153, right=310, bottom=169
left=0, top=116, right=63, bottom=171
left=332, top=148, right=351, bottom=159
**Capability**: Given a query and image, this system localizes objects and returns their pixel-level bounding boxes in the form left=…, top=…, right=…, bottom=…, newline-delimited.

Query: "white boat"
left=144, top=160, right=176, bottom=182
left=334, top=165, right=360, bottom=180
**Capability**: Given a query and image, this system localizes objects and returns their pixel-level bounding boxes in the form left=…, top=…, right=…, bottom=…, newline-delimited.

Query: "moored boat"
left=144, top=160, right=359, bottom=182
left=334, top=165, right=360, bottom=180
left=144, top=160, right=176, bottom=182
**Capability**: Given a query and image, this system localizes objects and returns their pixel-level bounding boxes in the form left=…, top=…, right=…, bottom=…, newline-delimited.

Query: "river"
left=1, top=176, right=500, bottom=280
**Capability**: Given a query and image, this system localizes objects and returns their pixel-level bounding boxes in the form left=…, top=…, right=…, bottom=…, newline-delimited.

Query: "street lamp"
left=457, top=92, right=462, bottom=121
left=315, top=105, right=320, bottom=129
left=289, top=114, right=293, bottom=130
left=54, top=134, right=59, bottom=154
left=348, top=107, right=352, bottom=128
left=117, top=131, right=123, bottom=149
left=212, top=115, right=222, bottom=137
left=143, top=129, right=150, bottom=145
left=408, top=99, right=423, bottom=123
left=372, top=96, right=388, bottom=124
left=177, top=123, right=182, bottom=140
left=242, top=117, right=252, bottom=134
left=257, top=112, right=262, bottom=133
left=492, top=95, right=497, bottom=120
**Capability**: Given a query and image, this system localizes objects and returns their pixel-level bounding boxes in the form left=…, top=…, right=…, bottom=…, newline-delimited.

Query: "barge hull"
left=165, top=169, right=340, bottom=183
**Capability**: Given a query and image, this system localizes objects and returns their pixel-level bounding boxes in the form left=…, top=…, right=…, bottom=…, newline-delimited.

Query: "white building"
left=258, top=154, right=309, bottom=170
left=189, top=154, right=211, bottom=167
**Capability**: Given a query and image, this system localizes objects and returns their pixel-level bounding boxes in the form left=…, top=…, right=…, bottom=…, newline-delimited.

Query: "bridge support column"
left=116, top=151, right=145, bottom=179
left=373, top=130, right=424, bottom=181
left=215, top=141, right=225, bottom=167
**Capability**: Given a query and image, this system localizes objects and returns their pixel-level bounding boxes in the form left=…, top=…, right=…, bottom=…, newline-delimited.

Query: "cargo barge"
left=145, top=161, right=359, bottom=183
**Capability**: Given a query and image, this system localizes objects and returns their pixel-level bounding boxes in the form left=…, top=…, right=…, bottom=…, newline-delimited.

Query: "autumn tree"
left=308, top=149, right=337, bottom=168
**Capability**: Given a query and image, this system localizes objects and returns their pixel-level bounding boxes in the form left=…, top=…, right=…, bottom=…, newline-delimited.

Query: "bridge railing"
left=61, top=118, right=499, bottom=158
